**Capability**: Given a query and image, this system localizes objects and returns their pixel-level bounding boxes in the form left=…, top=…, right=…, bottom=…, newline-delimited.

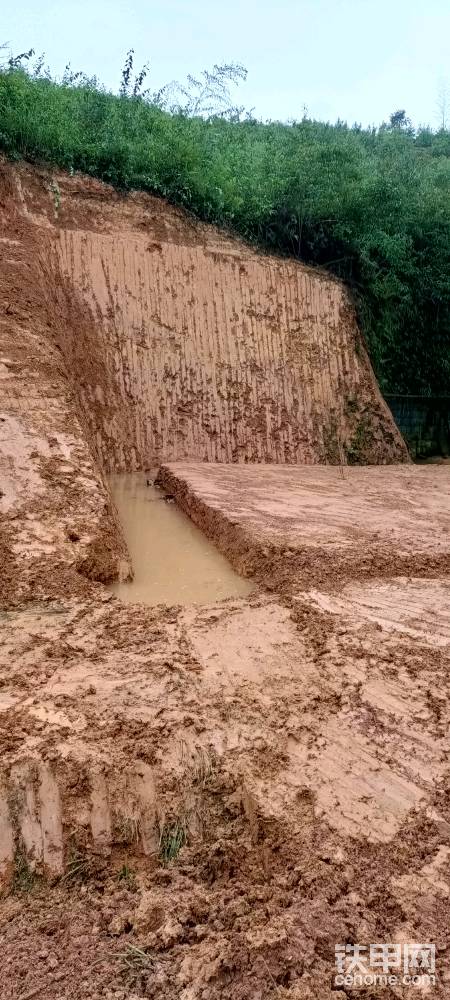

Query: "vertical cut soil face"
left=0, top=160, right=449, bottom=1000
left=1, top=158, right=407, bottom=475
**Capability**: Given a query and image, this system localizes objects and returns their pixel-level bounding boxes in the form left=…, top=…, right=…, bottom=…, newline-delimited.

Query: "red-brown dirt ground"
left=0, top=160, right=449, bottom=1000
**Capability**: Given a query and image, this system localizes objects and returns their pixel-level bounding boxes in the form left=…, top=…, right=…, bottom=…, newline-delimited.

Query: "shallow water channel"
left=108, top=473, right=254, bottom=605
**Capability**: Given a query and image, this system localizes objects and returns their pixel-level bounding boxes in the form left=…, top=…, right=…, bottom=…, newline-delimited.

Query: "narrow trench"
left=107, top=472, right=254, bottom=605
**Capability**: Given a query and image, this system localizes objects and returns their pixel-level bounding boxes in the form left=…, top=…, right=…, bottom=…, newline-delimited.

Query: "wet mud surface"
left=107, top=474, right=253, bottom=605
left=158, top=462, right=450, bottom=591
left=0, top=160, right=449, bottom=998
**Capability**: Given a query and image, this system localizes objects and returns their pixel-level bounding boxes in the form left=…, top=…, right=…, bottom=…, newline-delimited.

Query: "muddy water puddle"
left=108, top=473, right=253, bottom=605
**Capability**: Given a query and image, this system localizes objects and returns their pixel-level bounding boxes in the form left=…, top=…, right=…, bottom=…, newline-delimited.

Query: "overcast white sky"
left=4, top=0, right=450, bottom=127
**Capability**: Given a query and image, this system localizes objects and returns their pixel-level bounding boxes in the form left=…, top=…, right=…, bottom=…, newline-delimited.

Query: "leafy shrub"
left=0, top=53, right=448, bottom=394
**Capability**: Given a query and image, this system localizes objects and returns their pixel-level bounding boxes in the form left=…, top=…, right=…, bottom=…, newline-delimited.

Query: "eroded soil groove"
left=107, top=474, right=253, bottom=605
left=0, top=160, right=449, bottom=999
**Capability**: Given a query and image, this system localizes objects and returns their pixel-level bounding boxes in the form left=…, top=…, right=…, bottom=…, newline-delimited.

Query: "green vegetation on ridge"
left=0, top=52, right=449, bottom=396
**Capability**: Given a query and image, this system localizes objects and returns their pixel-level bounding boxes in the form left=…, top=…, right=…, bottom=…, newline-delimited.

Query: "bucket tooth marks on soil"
left=1, top=157, right=407, bottom=472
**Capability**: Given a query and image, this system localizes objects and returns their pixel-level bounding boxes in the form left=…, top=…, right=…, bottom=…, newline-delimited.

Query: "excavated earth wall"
left=1, top=159, right=407, bottom=474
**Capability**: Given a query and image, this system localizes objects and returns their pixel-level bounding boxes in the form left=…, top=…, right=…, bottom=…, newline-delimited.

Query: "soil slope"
left=0, top=158, right=406, bottom=470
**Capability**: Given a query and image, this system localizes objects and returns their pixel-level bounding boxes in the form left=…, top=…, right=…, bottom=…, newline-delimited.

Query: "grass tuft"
left=158, top=819, right=187, bottom=864
left=117, top=863, right=137, bottom=889
left=12, top=848, right=40, bottom=894
left=61, top=843, right=92, bottom=883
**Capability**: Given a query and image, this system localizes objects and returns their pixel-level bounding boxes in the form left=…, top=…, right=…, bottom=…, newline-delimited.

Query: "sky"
left=3, top=0, right=450, bottom=127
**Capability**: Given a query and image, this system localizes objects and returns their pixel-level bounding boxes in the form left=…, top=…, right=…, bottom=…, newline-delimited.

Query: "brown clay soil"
left=0, top=159, right=449, bottom=999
